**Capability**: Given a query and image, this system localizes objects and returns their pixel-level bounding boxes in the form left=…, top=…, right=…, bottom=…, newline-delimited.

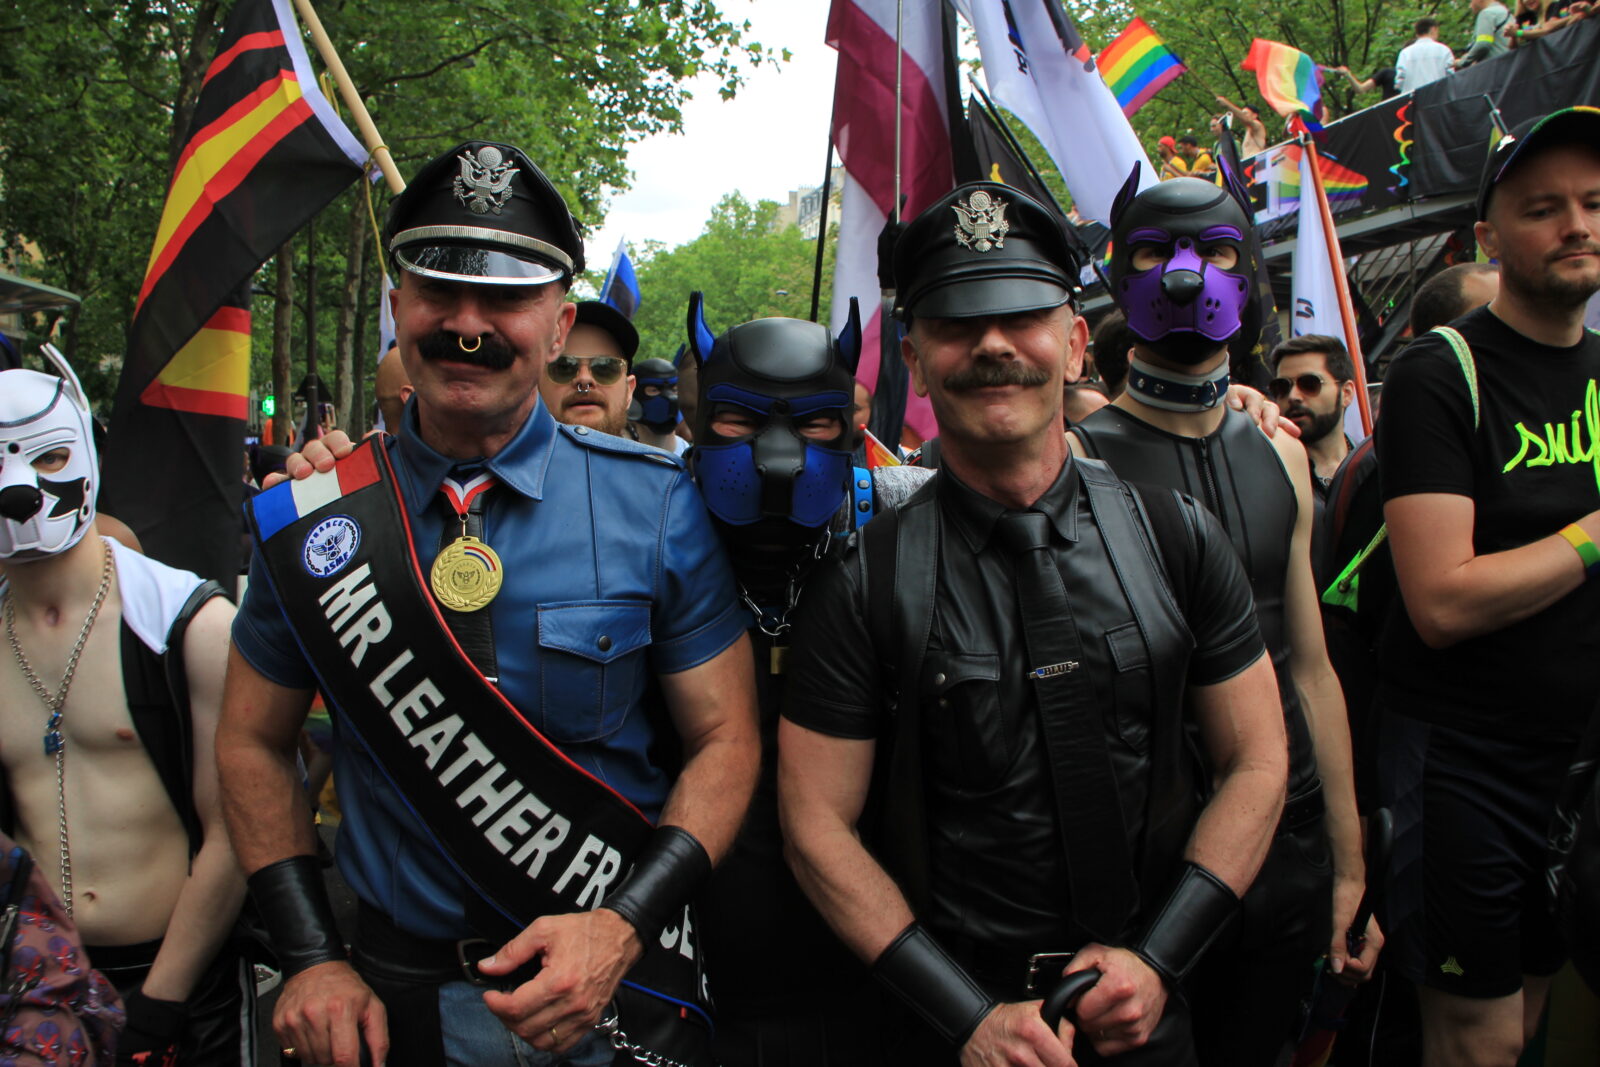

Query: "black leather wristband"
left=600, top=826, right=711, bottom=945
left=872, top=922, right=997, bottom=1048
left=247, top=855, right=346, bottom=978
left=1130, top=861, right=1239, bottom=986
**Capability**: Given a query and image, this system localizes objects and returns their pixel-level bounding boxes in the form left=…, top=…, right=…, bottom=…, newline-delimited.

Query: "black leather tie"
left=994, top=510, right=1136, bottom=942
left=437, top=474, right=499, bottom=683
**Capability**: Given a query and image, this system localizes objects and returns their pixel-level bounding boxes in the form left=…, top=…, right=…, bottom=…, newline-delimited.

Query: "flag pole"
left=809, top=140, right=835, bottom=323
left=290, top=0, right=405, bottom=194
left=893, top=0, right=905, bottom=222
left=1301, top=131, right=1372, bottom=435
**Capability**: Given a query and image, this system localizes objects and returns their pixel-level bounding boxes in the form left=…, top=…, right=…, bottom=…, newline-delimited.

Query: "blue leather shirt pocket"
left=537, top=600, right=652, bottom=743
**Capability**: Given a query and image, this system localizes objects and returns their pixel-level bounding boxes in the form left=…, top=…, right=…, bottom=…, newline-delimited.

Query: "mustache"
left=944, top=359, right=1053, bottom=393
left=1553, top=242, right=1600, bottom=260
left=416, top=329, right=517, bottom=370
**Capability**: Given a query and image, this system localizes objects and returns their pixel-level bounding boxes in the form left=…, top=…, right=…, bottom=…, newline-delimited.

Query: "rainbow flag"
left=1241, top=38, right=1324, bottom=131
left=1097, top=18, right=1187, bottom=118
left=862, top=428, right=901, bottom=468
left=1272, top=145, right=1368, bottom=213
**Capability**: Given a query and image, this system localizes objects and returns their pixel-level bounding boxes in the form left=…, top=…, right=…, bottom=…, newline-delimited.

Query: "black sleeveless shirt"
left=1075, top=405, right=1318, bottom=794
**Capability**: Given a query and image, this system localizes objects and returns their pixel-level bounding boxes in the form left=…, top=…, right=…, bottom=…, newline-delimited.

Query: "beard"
left=1287, top=404, right=1345, bottom=445
left=944, top=358, right=1053, bottom=392
left=416, top=329, right=517, bottom=370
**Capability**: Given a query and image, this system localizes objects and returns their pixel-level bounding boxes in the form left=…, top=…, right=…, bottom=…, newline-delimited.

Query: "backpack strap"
left=1321, top=328, right=1478, bottom=611
left=1429, top=325, right=1481, bottom=430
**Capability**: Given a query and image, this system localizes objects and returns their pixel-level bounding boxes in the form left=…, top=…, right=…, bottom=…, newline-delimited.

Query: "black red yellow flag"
left=102, top=0, right=368, bottom=590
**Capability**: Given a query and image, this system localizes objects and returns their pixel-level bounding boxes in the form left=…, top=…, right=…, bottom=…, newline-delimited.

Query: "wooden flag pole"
left=1302, top=132, right=1373, bottom=435
left=290, top=0, right=405, bottom=193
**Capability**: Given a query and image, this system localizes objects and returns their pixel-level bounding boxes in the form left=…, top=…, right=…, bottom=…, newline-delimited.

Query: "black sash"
left=249, top=439, right=713, bottom=1061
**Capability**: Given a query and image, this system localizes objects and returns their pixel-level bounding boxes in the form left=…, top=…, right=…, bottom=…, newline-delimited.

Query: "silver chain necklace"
left=3, top=539, right=114, bottom=916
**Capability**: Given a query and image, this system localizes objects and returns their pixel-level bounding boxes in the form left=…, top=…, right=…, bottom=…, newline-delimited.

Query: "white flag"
left=956, top=0, right=1154, bottom=224
left=1291, top=148, right=1366, bottom=445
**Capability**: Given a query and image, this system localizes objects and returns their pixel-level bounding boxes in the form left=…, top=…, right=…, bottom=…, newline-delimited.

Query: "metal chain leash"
left=736, top=530, right=831, bottom=638
left=3, top=540, right=114, bottom=915
left=594, top=1009, right=704, bottom=1067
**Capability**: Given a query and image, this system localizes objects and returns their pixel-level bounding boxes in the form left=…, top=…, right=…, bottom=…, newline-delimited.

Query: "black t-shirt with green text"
left=1377, top=307, right=1600, bottom=739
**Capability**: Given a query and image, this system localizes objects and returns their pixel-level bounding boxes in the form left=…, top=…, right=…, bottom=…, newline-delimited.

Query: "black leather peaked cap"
left=385, top=141, right=585, bottom=285
left=894, top=182, right=1082, bottom=320
left=572, top=301, right=639, bottom=364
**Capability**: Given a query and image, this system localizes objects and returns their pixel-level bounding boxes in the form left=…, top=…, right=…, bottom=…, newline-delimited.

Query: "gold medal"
left=430, top=535, right=503, bottom=612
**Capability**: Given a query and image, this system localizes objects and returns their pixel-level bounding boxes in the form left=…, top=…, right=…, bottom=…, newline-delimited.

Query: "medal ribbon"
left=440, top=470, right=497, bottom=521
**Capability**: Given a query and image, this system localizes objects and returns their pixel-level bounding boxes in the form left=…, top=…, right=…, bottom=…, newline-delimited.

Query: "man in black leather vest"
left=778, top=182, right=1290, bottom=1067
left=1072, top=175, right=1377, bottom=1066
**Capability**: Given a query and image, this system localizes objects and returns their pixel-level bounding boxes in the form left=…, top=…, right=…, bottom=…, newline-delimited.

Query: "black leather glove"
left=116, top=987, right=186, bottom=1066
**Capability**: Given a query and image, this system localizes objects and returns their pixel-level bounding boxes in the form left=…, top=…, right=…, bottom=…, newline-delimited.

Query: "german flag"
left=102, top=0, right=368, bottom=591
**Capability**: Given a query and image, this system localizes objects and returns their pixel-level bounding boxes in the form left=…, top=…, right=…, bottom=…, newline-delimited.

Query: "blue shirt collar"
left=394, top=394, right=558, bottom=504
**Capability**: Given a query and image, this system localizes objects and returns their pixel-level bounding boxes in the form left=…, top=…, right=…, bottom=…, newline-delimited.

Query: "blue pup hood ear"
left=836, top=297, right=862, bottom=375
left=687, top=292, right=718, bottom=368
left=670, top=343, right=688, bottom=370
left=1110, top=163, right=1144, bottom=229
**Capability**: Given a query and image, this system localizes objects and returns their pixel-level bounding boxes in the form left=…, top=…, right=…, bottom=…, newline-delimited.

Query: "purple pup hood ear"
left=686, top=291, right=718, bottom=368
left=836, top=297, right=862, bottom=374
left=1109, top=163, right=1144, bottom=229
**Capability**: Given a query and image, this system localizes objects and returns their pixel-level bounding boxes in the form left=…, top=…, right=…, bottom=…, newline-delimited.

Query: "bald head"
left=375, top=343, right=413, bottom=433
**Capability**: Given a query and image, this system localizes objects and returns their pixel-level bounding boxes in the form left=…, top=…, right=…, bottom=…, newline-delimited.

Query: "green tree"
left=621, top=192, right=836, bottom=363
left=0, top=0, right=774, bottom=417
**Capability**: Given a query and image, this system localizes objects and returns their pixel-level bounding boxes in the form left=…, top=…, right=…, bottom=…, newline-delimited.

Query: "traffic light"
left=261, top=394, right=276, bottom=417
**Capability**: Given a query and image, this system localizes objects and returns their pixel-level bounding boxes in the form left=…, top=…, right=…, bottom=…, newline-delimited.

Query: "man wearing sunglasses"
left=540, top=301, right=638, bottom=439
left=1267, top=335, right=1357, bottom=499
left=1072, top=175, right=1373, bottom=1067
left=219, top=141, right=757, bottom=1067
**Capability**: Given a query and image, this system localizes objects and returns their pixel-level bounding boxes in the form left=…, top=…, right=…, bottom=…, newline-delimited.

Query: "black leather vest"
left=1075, top=405, right=1317, bottom=793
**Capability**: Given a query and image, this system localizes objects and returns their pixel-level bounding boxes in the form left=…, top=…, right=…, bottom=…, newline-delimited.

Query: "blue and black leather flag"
left=600, top=238, right=642, bottom=319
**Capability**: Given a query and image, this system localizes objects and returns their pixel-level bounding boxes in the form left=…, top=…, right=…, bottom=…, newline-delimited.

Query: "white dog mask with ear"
left=0, top=344, right=98, bottom=560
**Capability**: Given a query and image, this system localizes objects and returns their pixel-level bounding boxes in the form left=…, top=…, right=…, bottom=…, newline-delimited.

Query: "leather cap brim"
left=395, top=244, right=565, bottom=286
left=906, top=275, right=1071, bottom=320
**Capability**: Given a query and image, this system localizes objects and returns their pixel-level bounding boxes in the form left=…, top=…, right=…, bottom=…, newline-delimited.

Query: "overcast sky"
left=583, top=2, right=838, bottom=270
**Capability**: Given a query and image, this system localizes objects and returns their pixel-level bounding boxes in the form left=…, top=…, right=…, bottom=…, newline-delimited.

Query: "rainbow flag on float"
left=1241, top=38, right=1324, bottom=132
left=1098, top=18, right=1187, bottom=118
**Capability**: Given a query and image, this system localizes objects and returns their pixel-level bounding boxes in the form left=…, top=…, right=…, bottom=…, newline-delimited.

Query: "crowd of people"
left=1, top=100, right=1598, bottom=1067
left=1156, top=0, right=1596, bottom=172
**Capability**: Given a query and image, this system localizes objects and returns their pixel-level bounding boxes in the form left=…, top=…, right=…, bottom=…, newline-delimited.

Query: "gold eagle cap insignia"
left=952, top=190, right=1010, bottom=253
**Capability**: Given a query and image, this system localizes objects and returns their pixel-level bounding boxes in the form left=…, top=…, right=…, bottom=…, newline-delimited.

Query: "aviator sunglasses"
left=1267, top=373, right=1335, bottom=400
left=547, top=354, right=628, bottom=386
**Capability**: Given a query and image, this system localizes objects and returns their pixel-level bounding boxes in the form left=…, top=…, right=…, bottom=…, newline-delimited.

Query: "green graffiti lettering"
left=1501, top=380, right=1600, bottom=496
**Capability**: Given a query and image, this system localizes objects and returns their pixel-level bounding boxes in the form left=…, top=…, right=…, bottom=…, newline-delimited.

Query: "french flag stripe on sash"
left=253, top=446, right=381, bottom=541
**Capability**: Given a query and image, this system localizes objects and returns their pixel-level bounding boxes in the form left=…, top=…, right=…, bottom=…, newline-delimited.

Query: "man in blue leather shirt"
left=217, top=141, right=758, bottom=1067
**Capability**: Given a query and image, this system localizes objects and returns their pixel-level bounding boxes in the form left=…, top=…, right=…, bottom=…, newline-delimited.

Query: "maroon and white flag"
left=826, top=0, right=957, bottom=441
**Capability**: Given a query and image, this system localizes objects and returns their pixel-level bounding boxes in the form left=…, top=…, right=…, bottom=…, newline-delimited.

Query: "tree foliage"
left=617, top=192, right=835, bottom=364
left=0, top=0, right=772, bottom=418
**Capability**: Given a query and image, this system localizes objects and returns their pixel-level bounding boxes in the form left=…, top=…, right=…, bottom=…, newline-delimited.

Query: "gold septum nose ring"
left=458, top=334, right=483, bottom=353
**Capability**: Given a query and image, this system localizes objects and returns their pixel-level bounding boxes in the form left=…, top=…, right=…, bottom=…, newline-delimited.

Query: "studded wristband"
left=247, top=855, right=346, bottom=978
left=1129, top=861, right=1239, bottom=987
left=600, top=826, right=712, bottom=945
left=872, top=922, right=997, bottom=1048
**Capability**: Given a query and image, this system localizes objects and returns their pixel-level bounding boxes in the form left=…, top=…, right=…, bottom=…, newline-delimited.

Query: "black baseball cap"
left=1477, top=107, right=1600, bottom=221
left=385, top=141, right=585, bottom=285
left=894, top=182, right=1082, bottom=321
left=571, top=301, right=640, bottom=365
